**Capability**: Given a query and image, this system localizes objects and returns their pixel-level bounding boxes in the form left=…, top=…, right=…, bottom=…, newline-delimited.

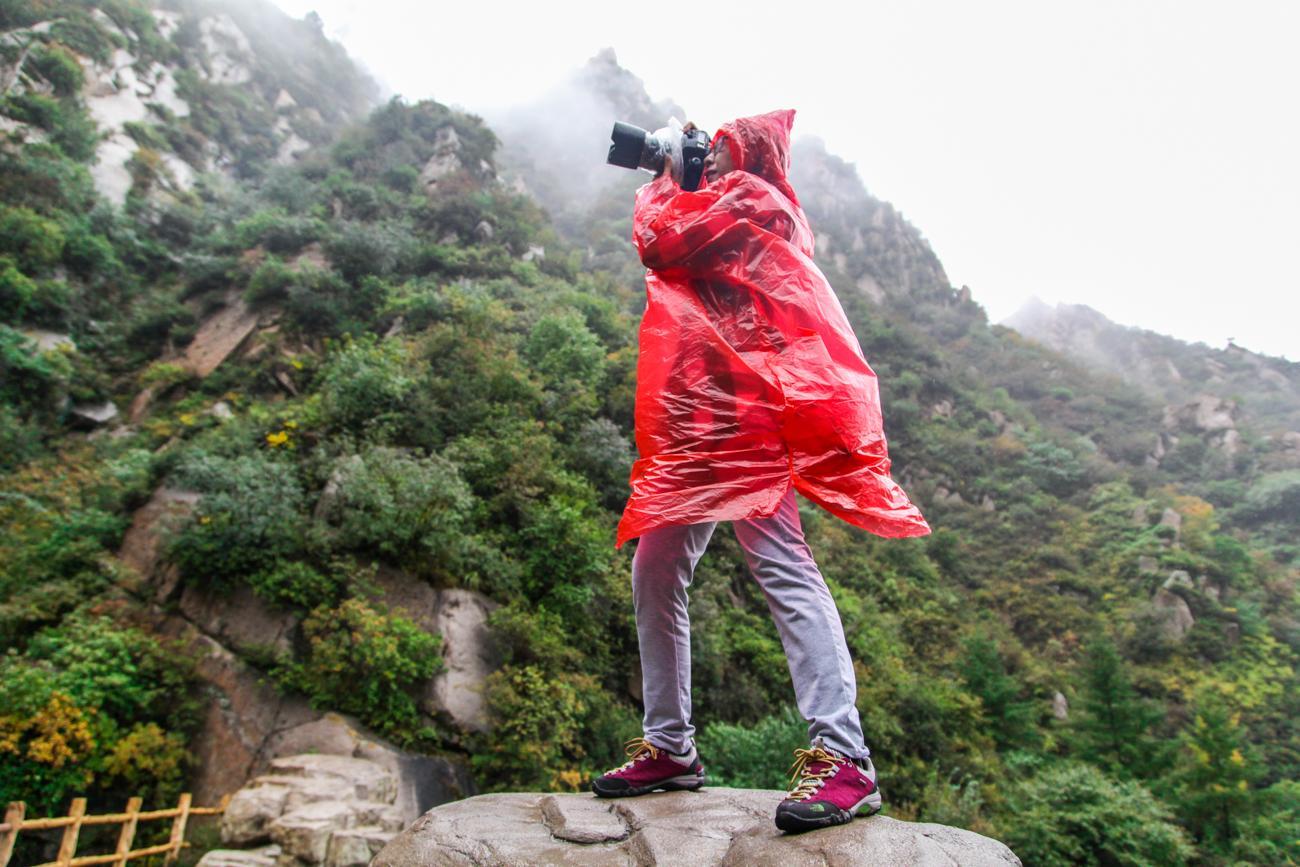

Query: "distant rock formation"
left=6, top=2, right=374, bottom=206
left=490, top=48, right=685, bottom=216
left=788, top=137, right=952, bottom=304
left=1002, top=297, right=1298, bottom=431
left=371, top=789, right=1021, bottom=867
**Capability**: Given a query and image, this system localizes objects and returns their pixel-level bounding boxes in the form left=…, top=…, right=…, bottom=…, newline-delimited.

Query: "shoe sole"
left=774, top=791, right=882, bottom=833
left=591, top=774, right=706, bottom=798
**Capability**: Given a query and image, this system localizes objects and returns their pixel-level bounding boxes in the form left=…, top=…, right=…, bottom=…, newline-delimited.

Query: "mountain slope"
left=0, top=17, right=1297, bottom=867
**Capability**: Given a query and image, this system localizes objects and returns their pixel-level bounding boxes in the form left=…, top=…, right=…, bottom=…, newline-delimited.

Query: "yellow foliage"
left=102, top=723, right=190, bottom=787
left=0, top=693, right=97, bottom=771
left=551, top=769, right=587, bottom=792
left=991, top=435, right=1026, bottom=460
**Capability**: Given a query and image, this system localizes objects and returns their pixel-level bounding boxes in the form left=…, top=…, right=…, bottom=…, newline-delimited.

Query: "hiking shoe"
left=774, top=738, right=882, bottom=833
left=591, top=738, right=706, bottom=798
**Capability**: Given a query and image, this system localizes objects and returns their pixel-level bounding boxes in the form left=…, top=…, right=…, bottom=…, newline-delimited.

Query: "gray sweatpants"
left=631, top=489, right=869, bottom=759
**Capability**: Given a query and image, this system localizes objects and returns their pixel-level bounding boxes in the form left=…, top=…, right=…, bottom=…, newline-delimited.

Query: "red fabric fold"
left=616, top=110, right=929, bottom=547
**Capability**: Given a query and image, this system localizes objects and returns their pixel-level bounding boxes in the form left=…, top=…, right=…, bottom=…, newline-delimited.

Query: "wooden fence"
left=0, top=794, right=229, bottom=867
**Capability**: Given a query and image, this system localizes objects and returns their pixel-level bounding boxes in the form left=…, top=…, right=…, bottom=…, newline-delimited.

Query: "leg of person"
left=592, top=521, right=715, bottom=798
left=731, top=489, right=882, bottom=831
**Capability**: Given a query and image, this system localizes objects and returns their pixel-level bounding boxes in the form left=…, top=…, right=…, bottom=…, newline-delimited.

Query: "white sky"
left=272, top=0, right=1300, bottom=360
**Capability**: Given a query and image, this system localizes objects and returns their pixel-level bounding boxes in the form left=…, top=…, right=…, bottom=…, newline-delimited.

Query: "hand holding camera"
left=606, top=118, right=712, bottom=191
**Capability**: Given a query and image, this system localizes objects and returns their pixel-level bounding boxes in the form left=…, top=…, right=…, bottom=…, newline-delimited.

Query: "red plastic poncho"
left=616, top=109, right=930, bottom=547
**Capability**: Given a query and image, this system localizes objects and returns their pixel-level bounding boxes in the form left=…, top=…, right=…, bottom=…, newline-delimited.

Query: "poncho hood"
left=712, top=109, right=800, bottom=206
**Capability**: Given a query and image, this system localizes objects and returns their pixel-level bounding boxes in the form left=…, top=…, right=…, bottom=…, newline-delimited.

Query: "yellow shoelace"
left=615, top=738, right=661, bottom=771
left=786, top=746, right=844, bottom=801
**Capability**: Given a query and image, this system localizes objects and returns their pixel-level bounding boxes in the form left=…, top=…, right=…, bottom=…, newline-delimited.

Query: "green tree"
left=1004, top=762, right=1194, bottom=867
left=957, top=635, right=1036, bottom=750
left=1172, top=698, right=1259, bottom=851
left=1074, top=640, right=1161, bottom=777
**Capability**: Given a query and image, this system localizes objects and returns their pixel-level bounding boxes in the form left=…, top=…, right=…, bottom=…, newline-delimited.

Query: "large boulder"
left=221, top=756, right=402, bottom=851
left=264, top=713, right=475, bottom=825
left=1153, top=589, right=1195, bottom=641
left=371, top=790, right=1021, bottom=867
left=373, top=566, right=500, bottom=733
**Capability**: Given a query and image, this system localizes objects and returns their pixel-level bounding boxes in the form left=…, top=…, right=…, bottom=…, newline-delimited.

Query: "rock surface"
left=373, top=565, right=500, bottom=732
left=371, top=789, right=1021, bottom=867
left=221, top=754, right=403, bottom=867
left=1153, top=588, right=1195, bottom=641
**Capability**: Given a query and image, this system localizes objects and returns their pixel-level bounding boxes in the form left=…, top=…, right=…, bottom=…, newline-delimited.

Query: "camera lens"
left=608, top=123, right=649, bottom=170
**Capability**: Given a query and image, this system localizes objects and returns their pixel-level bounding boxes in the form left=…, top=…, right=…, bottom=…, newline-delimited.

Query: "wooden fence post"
left=1, top=802, right=27, bottom=867
left=111, top=798, right=142, bottom=867
left=55, top=799, right=86, bottom=867
left=162, top=794, right=191, bottom=867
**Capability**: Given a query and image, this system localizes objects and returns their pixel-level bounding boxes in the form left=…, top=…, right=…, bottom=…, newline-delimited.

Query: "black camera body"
left=607, top=122, right=712, bottom=192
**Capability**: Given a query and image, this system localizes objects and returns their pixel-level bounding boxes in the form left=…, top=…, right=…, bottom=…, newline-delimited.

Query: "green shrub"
left=31, top=43, right=86, bottom=97
left=0, top=403, right=39, bottom=470
left=2, top=93, right=98, bottom=161
left=319, top=447, right=475, bottom=570
left=696, top=705, right=809, bottom=789
left=325, top=220, right=410, bottom=281
left=1022, top=441, right=1086, bottom=496
left=0, top=615, right=199, bottom=812
left=1003, top=762, right=1193, bottom=867
left=286, top=268, right=383, bottom=336
left=473, top=665, right=634, bottom=792
left=0, top=205, right=65, bottom=273
left=0, top=323, right=72, bottom=411
left=246, top=560, right=343, bottom=609
left=524, top=311, right=606, bottom=389
left=315, top=337, right=416, bottom=435
left=276, top=597, right=442, bottom=743
left=168, top=452, right=307, bottom=585
left=0, top=257, right=38, bottom=322
left=233, top=208, right=329, bottom=253
left=245, top=258, right=297, bottom=306
left=62, top=228, right=122, bottom=280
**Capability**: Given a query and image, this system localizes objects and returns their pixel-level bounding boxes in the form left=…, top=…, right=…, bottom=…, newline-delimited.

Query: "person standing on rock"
left=591, top=109, right=930, bottom=833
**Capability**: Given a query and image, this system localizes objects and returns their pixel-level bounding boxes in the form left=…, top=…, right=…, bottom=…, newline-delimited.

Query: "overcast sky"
left=272, top=0, right=1299, bottom=360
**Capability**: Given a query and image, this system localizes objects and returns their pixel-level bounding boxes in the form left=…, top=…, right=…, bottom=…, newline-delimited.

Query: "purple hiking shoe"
left=774, top=737, right=882, bottom=833
left=591, top=738, right=706, bottom=798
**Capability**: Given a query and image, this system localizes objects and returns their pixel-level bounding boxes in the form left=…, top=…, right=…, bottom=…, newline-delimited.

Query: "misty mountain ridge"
left=1005, top=297, right=1300, bottom=434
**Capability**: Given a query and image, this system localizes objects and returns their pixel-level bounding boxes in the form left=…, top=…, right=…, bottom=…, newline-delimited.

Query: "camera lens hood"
left=608, top=122, right=650, bottom=170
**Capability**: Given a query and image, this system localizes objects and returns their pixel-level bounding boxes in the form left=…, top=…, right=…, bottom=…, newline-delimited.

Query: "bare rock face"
left=178, top=581, right=300, bottom=660
left=371, top=790, right=1021, bottom=867
left=184, top=290, right=263, bottom=377
left=197, top=844, right=280, bottom=867
left=117, top=487, right=201, bottom=600
left=374, top=566, right=500, bottom=733
left=1153, top=589, right=1195, bottom=641
left=149, top=618, right=474, bottom=818
left=1163, top=395, right=1238, bottom=433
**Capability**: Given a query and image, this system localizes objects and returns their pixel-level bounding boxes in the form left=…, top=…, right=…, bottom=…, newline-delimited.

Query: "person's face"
left=704, top=136, right=736, bottom=184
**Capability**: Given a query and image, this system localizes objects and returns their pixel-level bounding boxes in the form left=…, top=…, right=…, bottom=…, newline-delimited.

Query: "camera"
left=607, top=120, right=712, bottom=192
